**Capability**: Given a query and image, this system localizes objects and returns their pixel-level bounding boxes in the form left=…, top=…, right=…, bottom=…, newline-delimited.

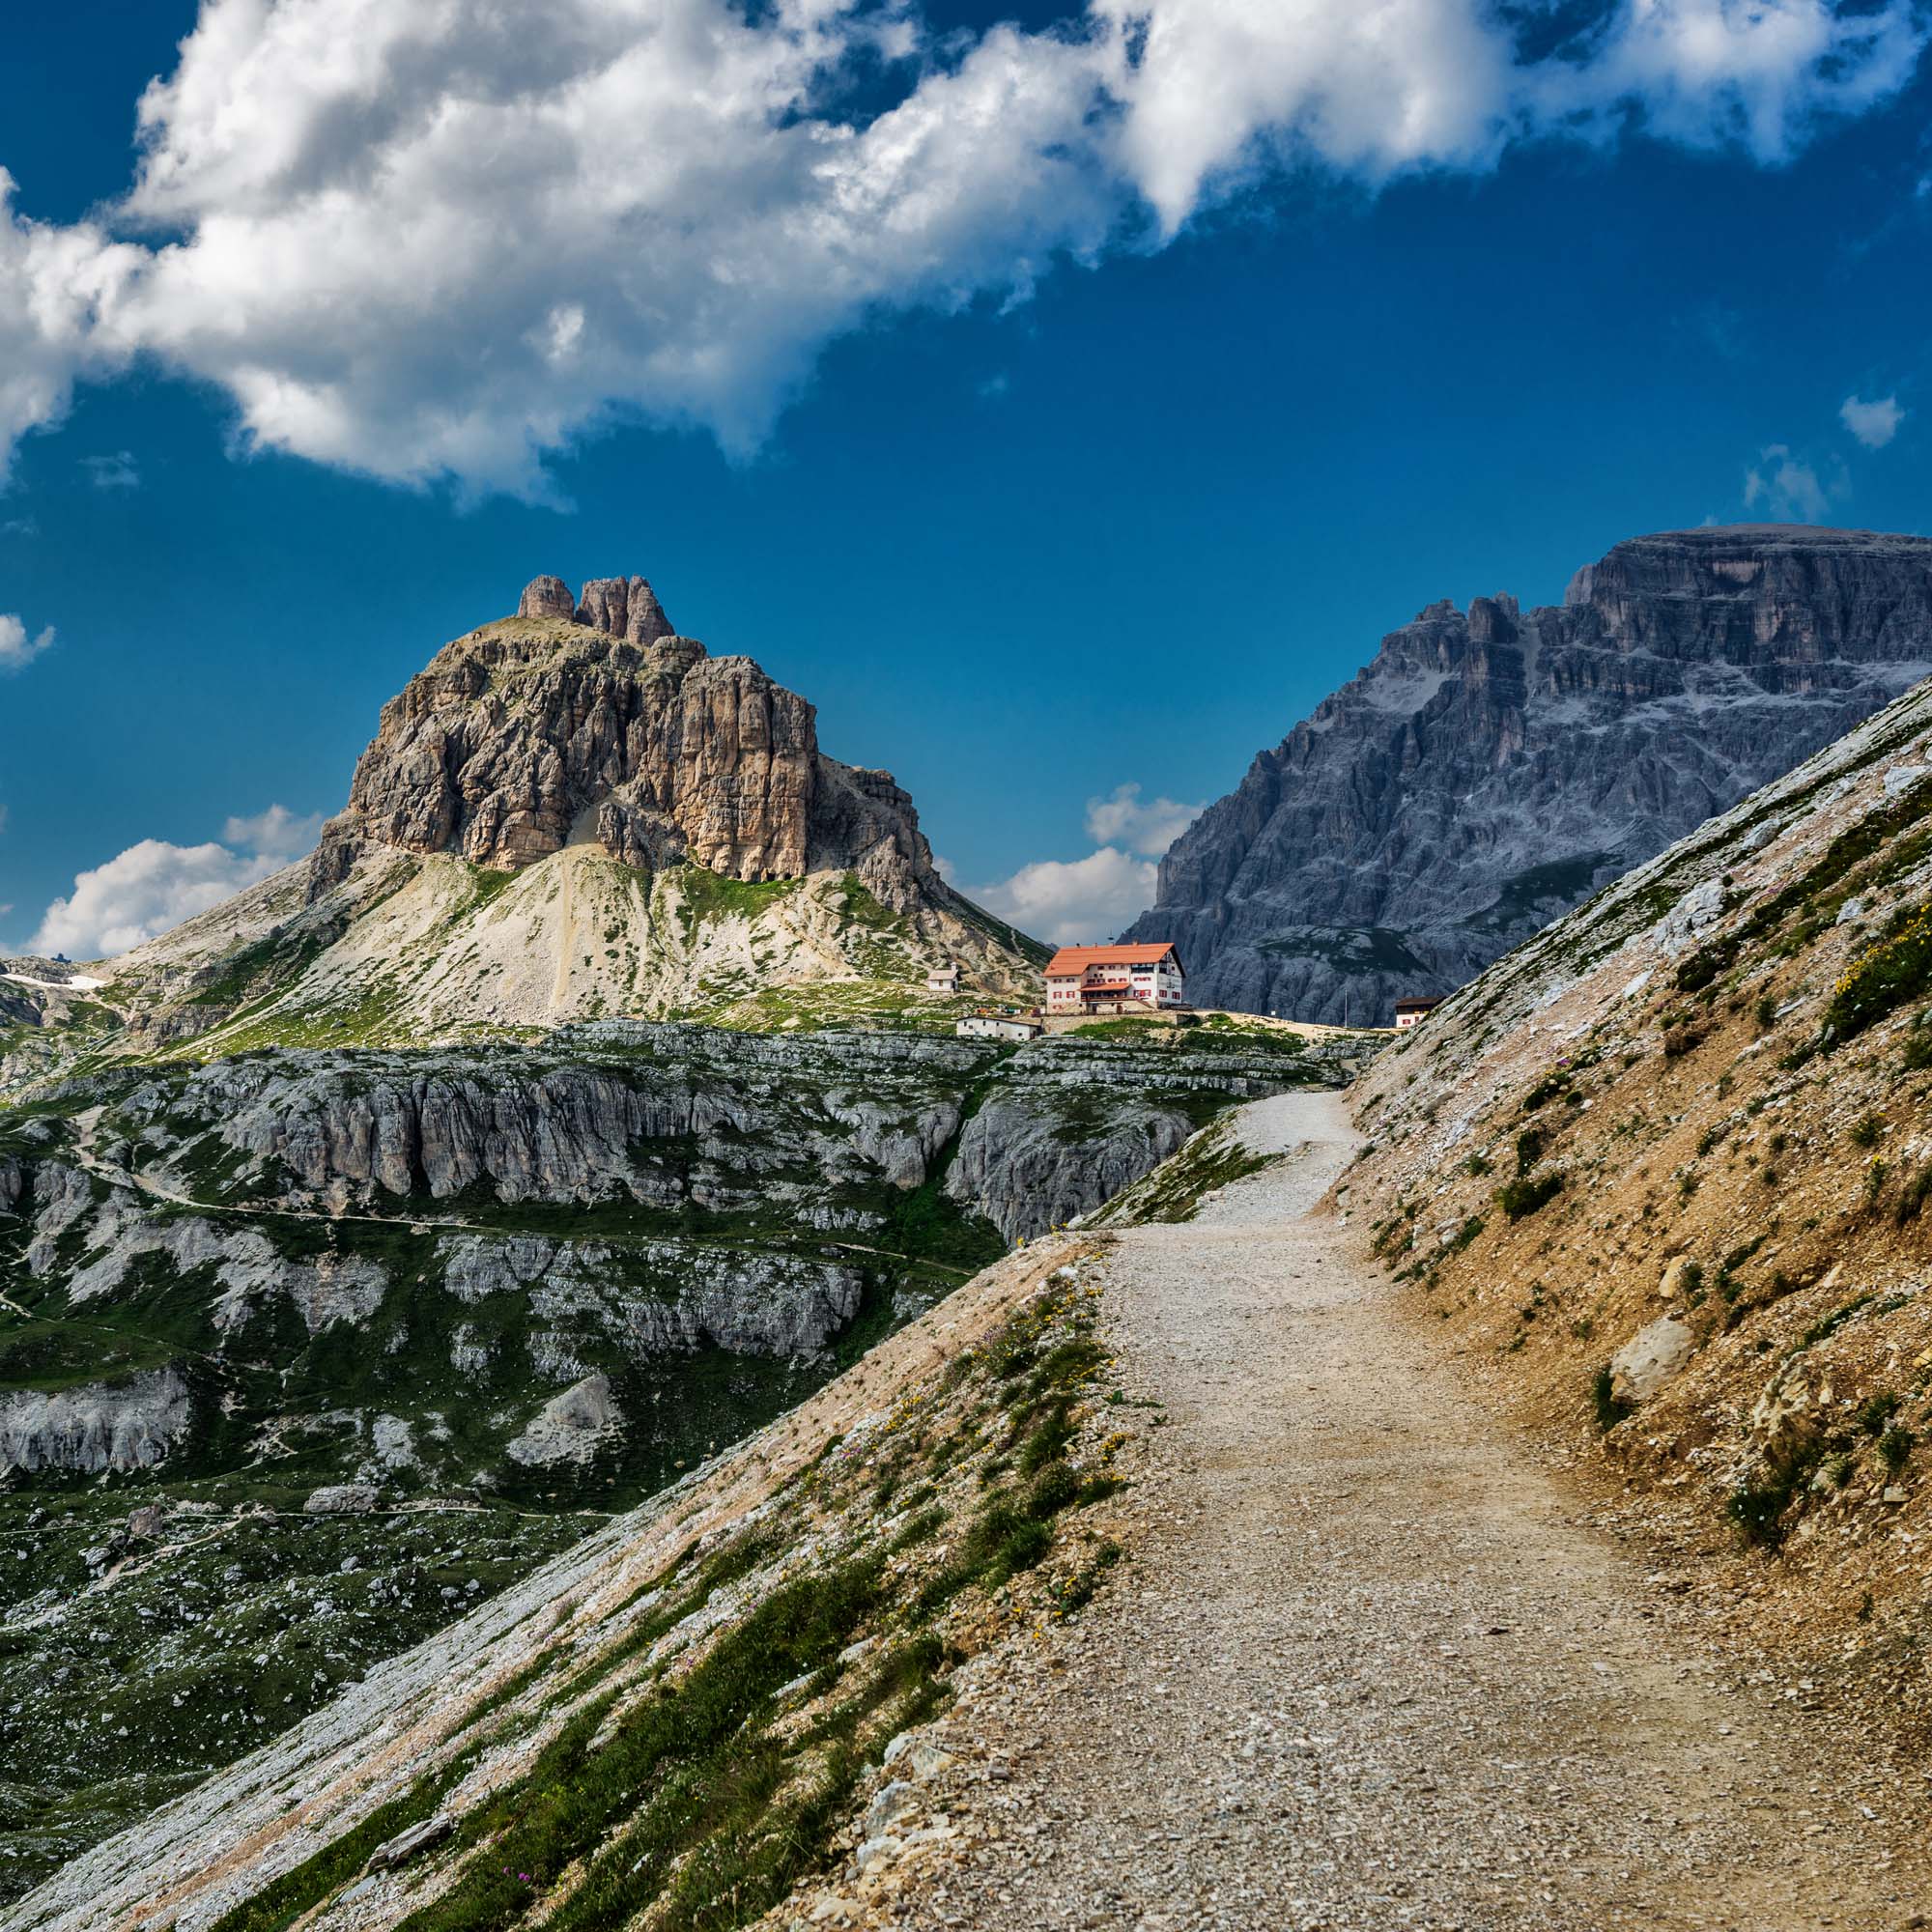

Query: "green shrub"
left=1896, top=1166, right=1932, bottom=1224
left=967, top=1501, right=1052, bottom=1582
left=1023, top=1460, right=1081, bottom=1520
left=889, top=1506, right=947, bottom=1553
left=1879, top=1427, right=1916, bottom=1474
left=1857, top=1391, right=1901, bottom=1435
left=1497, top=1171, right=1564, bottom=1221
left=1520, top=1069, right=1570, bottom=1112
left=1590, top=1366, right=1632, bottom=1433
left=1826, top=902, right=1932, bottom=1042
left=1035, top=1338, right=1106, bottom=1390
left=1727, top=1481, right=1793, bottom=1548
left=1514, top=1128, right=1544, bottom=1174
left=1017, top=1402, right=1076, bottom=1476
left=1903, top=1012, right=1932, bottom=1070
left=1850, top=1112, right=1885, bottom=1150
left=1050, top=1540, right=1122, bottom=1614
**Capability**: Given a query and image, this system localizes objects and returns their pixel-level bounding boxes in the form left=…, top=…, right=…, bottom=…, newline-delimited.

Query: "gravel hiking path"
left=893, top=1092, right=1932, bottom=1932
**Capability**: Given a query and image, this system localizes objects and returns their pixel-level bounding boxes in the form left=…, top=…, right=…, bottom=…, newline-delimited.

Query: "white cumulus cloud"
left=0, top=613, right=54, bottom=670
left=966, top=847, right=1157, bottom=949
left=0, top=1, right=1921, bottom=497
left=24, top=803, right=322, bottom=958
left=220, top=803, right=326, bottom=862
left=1840, top=392, right=1904, bottom=449
left=960, top=777, right=1196, bottom=942
left=1083, top=781, right=1205, bottom=857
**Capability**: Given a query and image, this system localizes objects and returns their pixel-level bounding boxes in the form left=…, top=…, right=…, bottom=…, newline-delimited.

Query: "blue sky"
left=3, top=0, right=1931, bottom=953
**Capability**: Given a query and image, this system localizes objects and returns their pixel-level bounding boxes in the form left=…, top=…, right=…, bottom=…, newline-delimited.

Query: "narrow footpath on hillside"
left=868, top=1092, right=1932, bottom=1932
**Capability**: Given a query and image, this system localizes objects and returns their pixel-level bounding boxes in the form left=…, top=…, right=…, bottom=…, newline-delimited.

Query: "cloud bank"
left=24, top=805, right=323, bottom=958
left=0, top=0, right=1919, bottom=498
left=963, top=780, right=1205, bottom=944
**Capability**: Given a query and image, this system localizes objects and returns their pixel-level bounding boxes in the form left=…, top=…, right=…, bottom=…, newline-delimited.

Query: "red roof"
left=1044, top=943, right=1179, bottom=978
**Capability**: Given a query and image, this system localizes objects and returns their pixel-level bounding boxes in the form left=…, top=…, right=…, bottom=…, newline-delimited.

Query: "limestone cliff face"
left=0, top=1369, right=191, bottom=1476
left=0, top=1028, right=1336, bottom=1480
left=314, top=574, right=938, bottom=914
left=1126, top=526, right=1932, bottom=1023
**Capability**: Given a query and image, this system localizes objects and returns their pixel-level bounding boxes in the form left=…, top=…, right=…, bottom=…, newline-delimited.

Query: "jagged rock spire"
left=575, top=575, right=674, bottom=645
left=517, top=575, right=575, bottom=620
left=514, top=573, right=676, bottom=644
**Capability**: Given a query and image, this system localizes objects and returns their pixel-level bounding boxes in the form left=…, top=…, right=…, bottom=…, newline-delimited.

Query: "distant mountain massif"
left=1125, top=526, right=1932, bottom=1024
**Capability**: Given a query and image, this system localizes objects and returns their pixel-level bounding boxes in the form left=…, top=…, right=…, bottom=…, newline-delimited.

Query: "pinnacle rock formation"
left=1124, top=526, right=1932, bottom=1024
left=312, top=573, right=939, bottom=909
left=574, top=574, right=675, bottom=645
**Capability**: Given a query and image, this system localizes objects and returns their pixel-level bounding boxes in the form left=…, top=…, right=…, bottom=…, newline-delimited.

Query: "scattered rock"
left=364, top=1814, right=454, bottom=1872
left=302, top=1484, right=381, bottom=1516
left=1609, top=1318, right=1695, bottom=1405
left=506, top=1374, right=622, bottom=1467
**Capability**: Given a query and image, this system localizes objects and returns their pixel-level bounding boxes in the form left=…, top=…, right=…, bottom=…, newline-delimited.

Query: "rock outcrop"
left=505, top=1373, right=623, bottom=1467
left=312, top=572, right=940, bottom=913
left=0, top=1026, right=1332, bottom=1494
left=71, top=567, right=1045, bottom=1042
left=939, top=1037, right=1310, bottom=1240
left=438, top=1233, right=865, bottom=1360
left=0, top=1369, right=192, bottom=1475
left=1126, top=526, right=1932, bottom=1023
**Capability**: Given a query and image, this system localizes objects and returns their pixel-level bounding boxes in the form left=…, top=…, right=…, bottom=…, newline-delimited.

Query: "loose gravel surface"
left=884, top=1092, right=1932, bottom=1932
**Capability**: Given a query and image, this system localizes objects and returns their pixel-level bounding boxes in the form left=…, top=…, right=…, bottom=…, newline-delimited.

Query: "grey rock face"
left=439, top=1232, right=864, bottom=1361
left=507, top=1373, right=622, bottom=1466
left=303, top=1483, right=381, bottom=1515
left=0, top=1369, right=191, bottom=1474
left=63, top=1204, right=387, bottom=1335
left=159, top=1028, right=980, bottom=1212
left=946, top=1094, right=1196, bottom=1243
left=942, top=1038, right=1304, bottom=1241
left=27, top=1162, right=96, bottom=1274
left=1126, top=526, right=1932, bottom=1023
left=7, top=1024, right=1339, bottom=1498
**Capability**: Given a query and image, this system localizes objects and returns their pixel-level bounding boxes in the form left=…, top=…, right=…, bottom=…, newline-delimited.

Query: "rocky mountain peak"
left=1126, top=524, right=1932, bottom=1024
left=309, top=573, right=940, bottom=908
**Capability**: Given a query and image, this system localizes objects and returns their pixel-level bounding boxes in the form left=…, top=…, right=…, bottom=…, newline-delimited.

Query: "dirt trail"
left=893, top=1092, right=1932, bottom=1932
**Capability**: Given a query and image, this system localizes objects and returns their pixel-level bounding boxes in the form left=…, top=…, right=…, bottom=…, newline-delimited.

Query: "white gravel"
left=883, top=1093, right=1932, bottom=1932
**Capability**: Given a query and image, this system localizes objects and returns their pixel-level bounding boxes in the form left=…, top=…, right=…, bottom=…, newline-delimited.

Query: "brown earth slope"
left=1345, top=668, right=1932, bottom=1746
